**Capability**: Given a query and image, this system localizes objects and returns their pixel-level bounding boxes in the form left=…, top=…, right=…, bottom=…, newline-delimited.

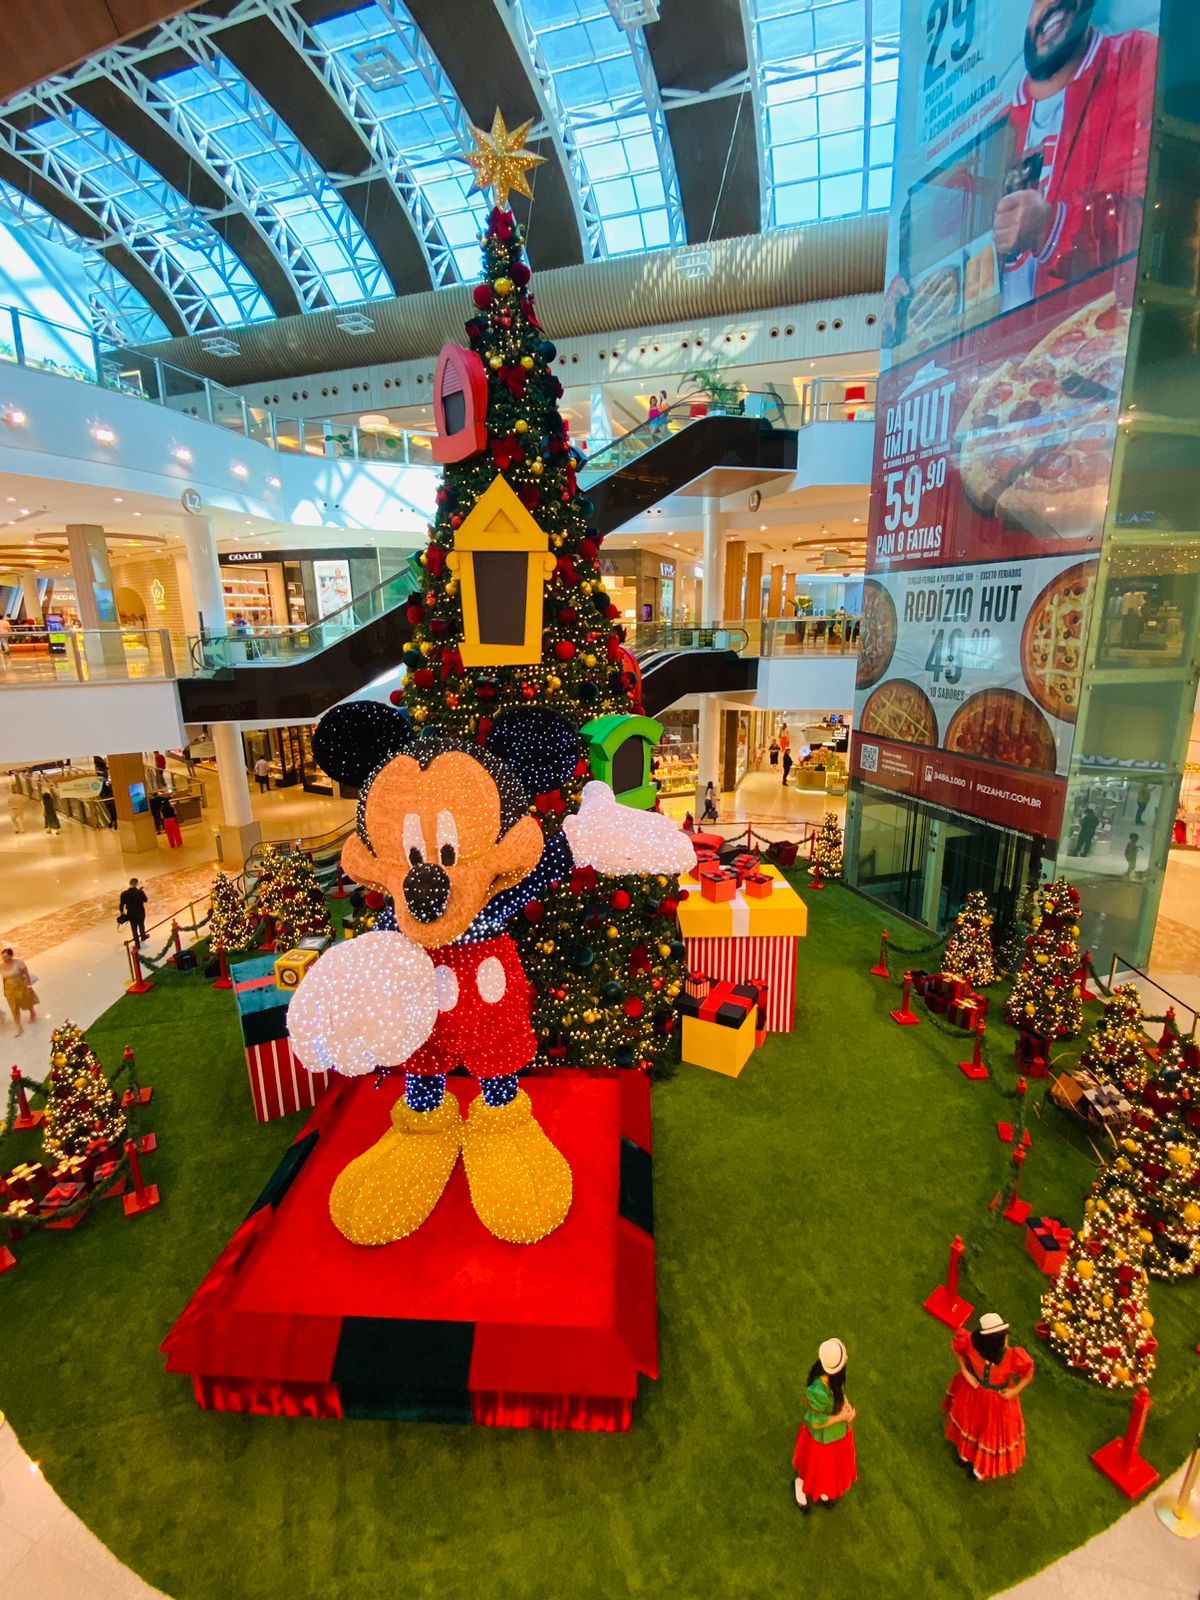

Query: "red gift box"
left=1024, top=1216, right=1073, bottom=1277
left=948, top=997, right=983, bottom=1031
left=684, top=971, right=713, bottom=1000
left=41, top=1181, right=87, bottom=1212
left=690, top=832, right=723, bottom=856
left=6, top=1162, right=51, bottom=1201
left=743, top=874, right=774, bottom=900
left=693, top=848, right=719, bottom=869
left=698, top=866, right=737, bottom=903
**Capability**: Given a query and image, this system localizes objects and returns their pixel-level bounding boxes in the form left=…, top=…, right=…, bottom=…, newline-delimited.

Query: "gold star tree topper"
left=460, top=109, right=546, bottom=207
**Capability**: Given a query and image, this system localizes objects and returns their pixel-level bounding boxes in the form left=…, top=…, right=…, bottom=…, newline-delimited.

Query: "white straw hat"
left=979, top=1312, right=1009, bottom=1335
left=818, top=1337, right=847, bottom=1374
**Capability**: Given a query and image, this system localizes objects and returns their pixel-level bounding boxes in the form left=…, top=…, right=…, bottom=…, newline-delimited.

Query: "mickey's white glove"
left=288, top=931, right=438, bottom=1078
left=562, top=781, right=695, bottom=876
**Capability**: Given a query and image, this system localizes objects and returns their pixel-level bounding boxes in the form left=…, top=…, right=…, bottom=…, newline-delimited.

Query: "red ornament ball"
left=511, top=261, right=531, bottom=288
left=624, top=998, right=645, bottom=1019
left=610, top=889, right=631, bottom=911
left=388, top=688, right=405, bottom=706
left=412, top=667, right=435, bottom=689
left=472, top=285, right=494, bottom=308
left=524, top=900, right=545, bottom=922
left=558, top=607, right=577, bottom=623
left=554, top=639, right=577, bottom=661
left=364, top=890, right=386, bottom=911
left=405, top=603, right=425, bottom=625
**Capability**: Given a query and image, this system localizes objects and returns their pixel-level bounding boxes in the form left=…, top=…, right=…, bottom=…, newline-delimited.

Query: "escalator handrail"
left=628, top=624, right=749, bottom=657
left=578, top=392, right=791, bottom=483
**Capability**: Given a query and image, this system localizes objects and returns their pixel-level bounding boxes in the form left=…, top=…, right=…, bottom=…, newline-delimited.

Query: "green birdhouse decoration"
left=580, top=713, right=663, bottom=810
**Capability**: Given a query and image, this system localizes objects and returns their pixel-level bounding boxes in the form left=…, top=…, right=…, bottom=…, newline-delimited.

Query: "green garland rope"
left=1, top=1050, right=146, bottom=1232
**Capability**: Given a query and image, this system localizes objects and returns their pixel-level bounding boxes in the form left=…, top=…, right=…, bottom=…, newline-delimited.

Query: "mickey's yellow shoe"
left=462, top=1089, right=572, bottom=1244
left=329, top=1094, right=461, bottom=1245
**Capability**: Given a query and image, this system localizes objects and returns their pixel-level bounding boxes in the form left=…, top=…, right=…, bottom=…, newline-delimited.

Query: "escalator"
left=180, top=406, right=793, bottom=724
left=630, top=626, right=757, bottom=716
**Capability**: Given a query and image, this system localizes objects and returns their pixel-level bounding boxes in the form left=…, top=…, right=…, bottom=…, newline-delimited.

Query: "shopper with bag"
left=1, top=948, right=39, bottom=1034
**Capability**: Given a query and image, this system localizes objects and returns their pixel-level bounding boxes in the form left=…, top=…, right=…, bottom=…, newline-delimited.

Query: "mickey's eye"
left=403, top=813, right=426, bottom=867
left=436, top=810, right=458, bottom=868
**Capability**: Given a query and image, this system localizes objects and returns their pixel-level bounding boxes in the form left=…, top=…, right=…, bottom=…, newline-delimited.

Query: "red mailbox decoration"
left=431, top=344, right=488, bottom=463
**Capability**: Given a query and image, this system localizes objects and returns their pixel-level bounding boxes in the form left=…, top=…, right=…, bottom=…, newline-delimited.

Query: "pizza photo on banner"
left=855, top=0, right=1162, bottom=839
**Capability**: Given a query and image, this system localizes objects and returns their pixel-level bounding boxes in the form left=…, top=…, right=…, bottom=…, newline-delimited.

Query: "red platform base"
left=139, top=1133, right=157, bottom=1155
left=0, top=1246, right=16, bottom=1272
left=121, top=1086, right=153, bottom=1108
left=125, top=980, right=154, bottom=995
left=124, top=1185, right=160, bottom=1217
left=1003, top=1197, right=1032, bottom=1226
left=1091, top=1437, right=1160, bottom=1499
left=923, top=1284, right=974, bottom=1329
left=11, top=1109, right=43, bottom=1131
left=958, top=1061, right=989, bottom=1080
left=162, top=1071, right=657, bottom=1432
left=890, top=1008, right=920, bottom=1026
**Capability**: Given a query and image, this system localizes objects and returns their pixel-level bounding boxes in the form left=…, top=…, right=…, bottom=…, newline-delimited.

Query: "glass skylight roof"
left=308, top=2, right=489, bottom=283
left=749, top=0, right=900, bottom=228
left=0, top=179, right=169, bottom=344
left=21, top=105, right=271, bottom=329
left=151, top=52, right=391, bottom=308
left=509, top=0, right=683, bottom=257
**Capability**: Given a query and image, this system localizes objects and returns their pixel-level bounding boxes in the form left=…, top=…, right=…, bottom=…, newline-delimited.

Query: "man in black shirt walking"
left=119, top=878, right=148, bottom=945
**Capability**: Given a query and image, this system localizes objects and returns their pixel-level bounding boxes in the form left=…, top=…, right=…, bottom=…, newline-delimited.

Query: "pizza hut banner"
left=853, top=549, right=1095, bottom=834
left=884, top=1, right=1160, bottom=367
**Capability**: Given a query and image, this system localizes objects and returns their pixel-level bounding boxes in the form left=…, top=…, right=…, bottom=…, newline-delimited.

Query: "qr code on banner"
left=860, top=744, right=879, bottom=773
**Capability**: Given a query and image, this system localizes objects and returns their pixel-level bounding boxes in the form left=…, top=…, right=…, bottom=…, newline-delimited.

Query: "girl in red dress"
left=792, top=1338, right=857, bottom=1510
left=943, top=1312, right=1035, bottom=1480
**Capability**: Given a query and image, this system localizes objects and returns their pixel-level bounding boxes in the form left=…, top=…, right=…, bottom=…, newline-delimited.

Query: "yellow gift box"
left=677, top=861, right=807, bottom=939
left=274, top=947, right=320, bottom=992
left=681, top=1009, right=757, bottom=1078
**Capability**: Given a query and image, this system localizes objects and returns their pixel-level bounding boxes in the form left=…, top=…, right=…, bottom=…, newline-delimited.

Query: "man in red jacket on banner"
left=995, top=0, right=1158, bottom=311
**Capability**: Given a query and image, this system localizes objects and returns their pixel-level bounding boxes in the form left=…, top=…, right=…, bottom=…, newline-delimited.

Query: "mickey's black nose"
left=403, top=863, right=451, bottom=923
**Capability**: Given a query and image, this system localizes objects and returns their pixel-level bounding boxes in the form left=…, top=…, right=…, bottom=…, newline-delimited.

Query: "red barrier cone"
left=870, top=929, right=890, bottom=978
left=122, top=1138, right=160, bottom=1217
left=212, top=948, right=233, bottom=991
left=10, top=1065, right=43, bottom=1130
left=1092, top=1387, right=1160, bottom=1499
left=890, top=971, right=920, bottom=1026
left=924, top=1235, right=974, bottom=1329
left=1002, top=1148, right=1031, bottom=1225
left=958, top=1016, right=989, bottom=1080
left=0, top=1246, right=15, bottom=1273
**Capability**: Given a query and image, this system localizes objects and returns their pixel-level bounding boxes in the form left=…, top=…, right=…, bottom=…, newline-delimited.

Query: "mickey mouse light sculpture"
left=289, top=702, right=693, bottom=1247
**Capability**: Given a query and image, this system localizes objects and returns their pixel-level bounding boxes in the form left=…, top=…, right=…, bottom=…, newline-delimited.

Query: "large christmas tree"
left=255, top=850, right=332, bottom=949
left=209, top=869, right=255, bottom=953
left=393, top=145, right=685, bottom=1072
left=809, top=813, right=843, bottom=884
left=942, top=889, right=995, bottom=989
left=1004, top=877, right=1083, bottom=1038
left=1041, top=1184, right=1156, bottom=1387
left=42, top=1021, right=125, bottom=1161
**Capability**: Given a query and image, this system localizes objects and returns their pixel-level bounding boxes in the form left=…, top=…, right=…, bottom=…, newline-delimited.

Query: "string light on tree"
left=255, top=849, right=332, bottom=948
left=1004, top=877, right=1083, bottom=1038
left=210, top=869, right=255, bottom=954
left=1077, top=982, right=1148, bottom=1091
left=809, top=813, right=843, bottom=885
left=1041, top=1184, right=1156, bottom=1388
left=42, top=1021, right=125, bottom=1162
left=942, top=890, right=996, bottom=989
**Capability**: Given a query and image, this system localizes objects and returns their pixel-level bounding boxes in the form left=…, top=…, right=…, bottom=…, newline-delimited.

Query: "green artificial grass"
left=1, top=889, right=1196, bottom=1600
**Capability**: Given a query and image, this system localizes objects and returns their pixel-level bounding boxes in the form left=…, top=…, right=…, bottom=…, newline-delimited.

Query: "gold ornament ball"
left=531, top=459, right=544, bottom=476
left=541, top=940, right=555, bottom=954
left=411, top=705, right=428, bottom=723
left=606, top=926, right=619, bottom=939
left=489, top=355, right=503, bottom=370
left=494, top=276, right=513, bottom=295
left=1053, top=1320, right=1071, bottom=1342
left=547, top=674, right=562, bottom=691
left=583, top=653, right=596, bottom=668
left=1102, top=1293, right=1114, bottom=1309
left=520, top=354, right=534, bottom=370
left=514, top=418, right=528, bottom=433
left=1183, top=1202, right=1200, bottom=1227
left=658, top=942, right=671, bottom=959
left=1113, top=1365, right=1131, bottom=1385
left=580, top=580, right=592, bottom=594
left=1140, top=1309, right=1154, bottom=1328
left=1077, top=1259, right=1095, bottom=1279
left=53, top=1052, right=67, bottom=1067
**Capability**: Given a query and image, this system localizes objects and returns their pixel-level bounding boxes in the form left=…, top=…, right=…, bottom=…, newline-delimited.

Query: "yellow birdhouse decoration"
left=447, top=474, right=556, bottom=666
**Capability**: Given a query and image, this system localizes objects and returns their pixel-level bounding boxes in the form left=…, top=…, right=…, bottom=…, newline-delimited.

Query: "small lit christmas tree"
left=256, top=850, right=331, bottom=948
left=809, top=813, right=843, bottom=884
left=996, top=876, right=1040, bottom=978
left=209, top=870, right=255, bottom=953
left=942, top=889, right=995, bottom=989
left=42, top=1021, right=125, bottom=1161
left=1042, top=1184, right=1157, bottom=1387
left=1078, top=982, right=1149, bottom=1090
left=1108, top=1111, right=1200, bottom=1280
left=1004, top=876, right=1083, bottom=1038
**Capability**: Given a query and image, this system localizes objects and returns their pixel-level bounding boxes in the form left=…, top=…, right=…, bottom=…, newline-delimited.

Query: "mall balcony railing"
left=759, top=615, right=862, bottom=656
left=623, top=622, right=750, bottom=655
left=0, top=626, right=180, bottom=685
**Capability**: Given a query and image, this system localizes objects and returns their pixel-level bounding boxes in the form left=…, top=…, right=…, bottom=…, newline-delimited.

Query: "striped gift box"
left=232, top=955, right=332, bottom=1124
left=682, top=936, right=796, bottom=1032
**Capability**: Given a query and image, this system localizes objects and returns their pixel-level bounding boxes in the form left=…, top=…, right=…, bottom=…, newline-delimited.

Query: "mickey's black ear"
left=312, top=700, right=413, bottom=788
left=485, top=708, right=583, bottom=797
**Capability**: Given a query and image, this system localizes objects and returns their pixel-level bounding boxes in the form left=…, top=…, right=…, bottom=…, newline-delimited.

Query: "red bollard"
left=119, top=1044, right=151, bottom=1108
left=1003, top=1147, right=1031, bottom=1225
left=809, top=863, right=825, bottom=892
left=332, top=865, right=349, bottom=901
left=10, top=1065, right=43, bottom=1130
left=259, top=914, right=277, bottom=953
left=212, top=947, right=233, bottom=991
left=125, top=942, right=153, bottom=996
left=890, top=971, right=921, bottom=1026
left=1092, top=1387, right=1160, bottom=1498
left=870, top=929, right=890, bottom=979
left=122, top=1138, right=160, bottom=1217
left=958, top=1016, right=989, bottom=1080
left=0, top=1246, right=15, bottom=1273
left=169, top=920, right=183, bottom=966
left=924, top=1235, right=974, bottom=1329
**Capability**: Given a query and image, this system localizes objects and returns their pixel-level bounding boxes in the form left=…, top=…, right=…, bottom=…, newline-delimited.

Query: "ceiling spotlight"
left=171, top=444, right=193, bottom=464
left=267, top=475, right=281, bottom=489
left=231, top=462, right=249, bottom=479
left=133, top=511, right=141, bottom=518
left=3, top=406, right=27, bottom=428
left=113, top=497, right=123, bottom=504
left=91, top=423, right=118, bottom=446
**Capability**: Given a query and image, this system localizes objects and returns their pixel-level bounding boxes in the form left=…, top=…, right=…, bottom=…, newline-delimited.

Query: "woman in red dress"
left=943, top=1312, right=1035, bottom=1480
left=792, top=1338, right=857, bottom=1510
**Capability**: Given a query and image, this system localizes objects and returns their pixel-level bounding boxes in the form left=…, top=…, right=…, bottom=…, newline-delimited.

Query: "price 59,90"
left=882, top=457, right=948, bottom=532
